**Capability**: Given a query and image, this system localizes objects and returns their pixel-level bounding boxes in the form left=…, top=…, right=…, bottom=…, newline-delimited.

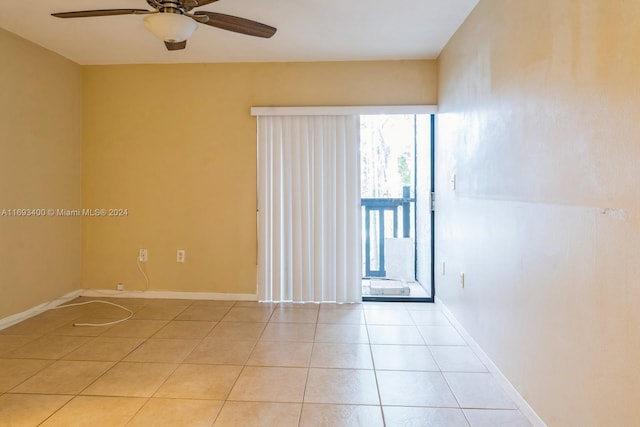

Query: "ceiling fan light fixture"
left=143, top=13, right=197, bottom=42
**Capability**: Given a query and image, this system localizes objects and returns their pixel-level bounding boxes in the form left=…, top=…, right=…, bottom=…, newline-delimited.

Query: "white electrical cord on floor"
left=47, top=255, right=146, bottom=327
left=51, top=300, right=133, bottom=327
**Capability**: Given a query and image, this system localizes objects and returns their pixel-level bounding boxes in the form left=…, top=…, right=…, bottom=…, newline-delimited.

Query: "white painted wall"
left=0, top=29, right=82, bottom=319
left=436, top=1, right=640, bottom=425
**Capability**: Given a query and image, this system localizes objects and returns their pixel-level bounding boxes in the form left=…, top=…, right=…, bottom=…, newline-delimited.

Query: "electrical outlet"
left=116, top=283, right=125, bottom=291
left=450, top=173, right=457, bottom=190
left=139, top=248, right=148, bottom=262
left=177, top=249, right=185, bottom=263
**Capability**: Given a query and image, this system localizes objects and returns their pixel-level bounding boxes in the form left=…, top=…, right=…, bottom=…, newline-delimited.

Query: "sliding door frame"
left=251, top=106, right=437, bottom=303
left=362, top=114, right=435, bottom=303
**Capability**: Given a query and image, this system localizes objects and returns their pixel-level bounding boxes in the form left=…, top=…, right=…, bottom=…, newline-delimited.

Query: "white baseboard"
left=80, top=289, right=258, bottom=301
left=0, top=289, right=83, bottom=331
left=435, top=297, right=547, bottom=427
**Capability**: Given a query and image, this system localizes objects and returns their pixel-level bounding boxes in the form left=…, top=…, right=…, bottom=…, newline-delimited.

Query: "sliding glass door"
left=360, top=114, right=433, bottom=302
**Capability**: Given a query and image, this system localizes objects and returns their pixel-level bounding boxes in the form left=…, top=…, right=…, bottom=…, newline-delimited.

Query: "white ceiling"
left=0, top=0, right=478, bottom=65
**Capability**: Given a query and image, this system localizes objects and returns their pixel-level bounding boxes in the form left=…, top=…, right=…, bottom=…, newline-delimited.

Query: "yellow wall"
left=0, top=29, right=82, bottom=318
left=437, top=0, right=640, bottom=424
left=82, top=60, right=436, bottom=294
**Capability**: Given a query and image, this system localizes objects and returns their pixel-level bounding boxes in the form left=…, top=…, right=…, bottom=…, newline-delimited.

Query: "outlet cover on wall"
left=139, top=248, right=148, bottom=262
left=177, top=250, right=185, bottom=263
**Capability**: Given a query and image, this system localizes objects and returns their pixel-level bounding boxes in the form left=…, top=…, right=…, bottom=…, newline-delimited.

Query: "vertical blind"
left=257, top=115, right=361, bottom=303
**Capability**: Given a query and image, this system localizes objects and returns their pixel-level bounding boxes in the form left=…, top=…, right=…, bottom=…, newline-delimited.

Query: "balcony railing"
left=362, top=186, right=414, bottom=277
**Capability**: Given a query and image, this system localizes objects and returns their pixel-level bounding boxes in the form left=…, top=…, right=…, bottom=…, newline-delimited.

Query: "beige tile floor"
left=0, top=297, right=533, bottom=426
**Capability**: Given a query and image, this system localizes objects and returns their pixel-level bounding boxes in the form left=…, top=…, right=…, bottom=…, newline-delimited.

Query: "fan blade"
left=165, top=40, right=187, bottom=50
left=194, top=12, right=276, bottom=38
left=52, top=9, right=149, bottom=18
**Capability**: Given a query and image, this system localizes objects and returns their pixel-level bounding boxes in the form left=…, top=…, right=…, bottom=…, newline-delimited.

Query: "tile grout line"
left=78, top=299, right=199, bottom=425
left=364, top=305, right=388, bottom=427
left=209, top=302, right=280, bottom=426
left=295, top=305, right=321, bottom=426
left=201, top=300, right=262, bottom=426
left=2, top=298, right=530, bottom=426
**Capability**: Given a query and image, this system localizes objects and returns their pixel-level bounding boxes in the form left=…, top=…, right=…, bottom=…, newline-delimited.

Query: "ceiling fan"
left=51, top=0, right=277, bottom=51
